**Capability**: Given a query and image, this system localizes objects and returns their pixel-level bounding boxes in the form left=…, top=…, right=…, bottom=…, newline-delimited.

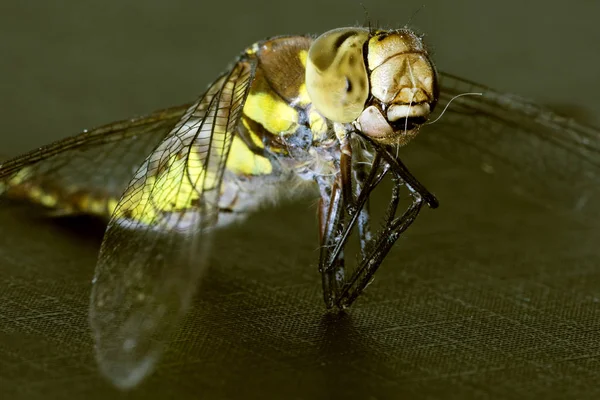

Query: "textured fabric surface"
left=2, top=1, right=600, bottom=399
left=2, top=147, right=599, bottom=400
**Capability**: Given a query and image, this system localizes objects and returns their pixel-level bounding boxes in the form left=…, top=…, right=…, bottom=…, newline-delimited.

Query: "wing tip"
left=95, top=347, right=159, bottom=390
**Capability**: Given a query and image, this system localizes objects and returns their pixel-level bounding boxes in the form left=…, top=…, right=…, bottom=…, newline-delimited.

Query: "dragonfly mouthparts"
left=387, top=103, right=431, bottom=122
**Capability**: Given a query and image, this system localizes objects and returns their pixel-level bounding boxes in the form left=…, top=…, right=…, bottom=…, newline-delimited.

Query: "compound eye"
left=306, top=28, right=370, bottom=123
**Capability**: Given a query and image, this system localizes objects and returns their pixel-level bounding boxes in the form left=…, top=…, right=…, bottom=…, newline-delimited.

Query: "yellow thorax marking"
left=241, top=119, right=265, bottom=150
left=243, top=63, right=300, bottom=135
left=226, top=136, right=272, bottom=176
left=296, top=50, right=312, bottom=107
left=309, top=109, right=329, bottom=142
left=244, top=91, right=299, bottom=135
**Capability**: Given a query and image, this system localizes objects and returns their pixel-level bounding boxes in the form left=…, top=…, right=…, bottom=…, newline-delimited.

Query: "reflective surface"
left=1, top=1, right=600, bottom=399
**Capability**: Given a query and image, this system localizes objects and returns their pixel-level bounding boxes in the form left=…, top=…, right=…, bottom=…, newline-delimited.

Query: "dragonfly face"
left=306, top=27, right=438, bottom=145
left=1, top=26, right=598, bottom=389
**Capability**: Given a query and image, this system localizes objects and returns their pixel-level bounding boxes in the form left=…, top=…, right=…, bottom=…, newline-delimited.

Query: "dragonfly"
left=1, top=27, right=599, bottom=389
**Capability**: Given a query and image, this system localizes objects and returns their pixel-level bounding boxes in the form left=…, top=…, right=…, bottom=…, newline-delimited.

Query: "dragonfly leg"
left=317, top=136, right=431, bottom=309
left=339, top=135, right=357, bottom=213
left=335, top=181, right=424, bottom=309
left=318, top=177, right=346, bottom=309
left=317, top=150, right=389, bottom=308
left=352, top=146, right=375, bottom=259
left=355, top=130, right=439, bottom=209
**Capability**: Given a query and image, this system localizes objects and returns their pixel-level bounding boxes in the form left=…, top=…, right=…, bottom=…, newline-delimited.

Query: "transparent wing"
left=89, top=59, right=255, bottom=389
left=415, top=72, right=600, bottom=213
left=0, top=105, right=190, bottom=215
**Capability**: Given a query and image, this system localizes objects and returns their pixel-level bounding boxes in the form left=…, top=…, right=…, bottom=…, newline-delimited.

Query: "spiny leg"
left=352, top=141, right=374, bottom=259
left=319, top=132, right=437, bottom=309
left=317, top=152, right=387, bottom=309
left=339, top=134, right=356, bottom=213
left=332, top=132, right=436, bottom=309
left=318, top=177, right=345, bottom=308
left=340, top=135, right=375, bottom=259
left=325, top=153, right=388, bottom=269
left=336, top=191, right=424, bottom=308
left=356, top=131, right=439, bottom=209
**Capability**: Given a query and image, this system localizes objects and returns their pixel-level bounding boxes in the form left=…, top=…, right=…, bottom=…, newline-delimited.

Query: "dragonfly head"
left=306, top=27, right=439, bottom=146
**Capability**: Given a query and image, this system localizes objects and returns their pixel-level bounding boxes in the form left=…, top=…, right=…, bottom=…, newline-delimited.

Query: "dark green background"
left=1, top=1, right=599, bottom=399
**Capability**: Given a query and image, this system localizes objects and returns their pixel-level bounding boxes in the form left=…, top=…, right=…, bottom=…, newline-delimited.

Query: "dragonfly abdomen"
left=2, top=176, right=118, bottom=219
